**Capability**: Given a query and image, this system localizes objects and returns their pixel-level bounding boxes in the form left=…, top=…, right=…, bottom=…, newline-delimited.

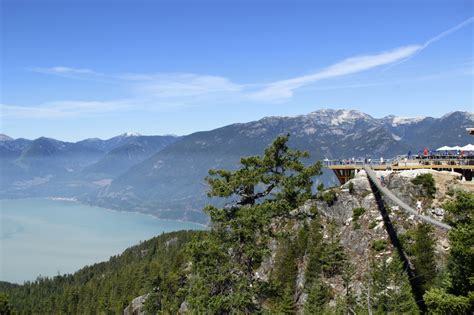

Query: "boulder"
left=123, top=294, right=149, bottom=315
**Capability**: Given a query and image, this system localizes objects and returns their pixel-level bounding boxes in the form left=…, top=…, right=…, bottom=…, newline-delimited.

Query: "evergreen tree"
left=273, top=234, right=300, bottom=292
left=369, top=255, right=419, bottom=314
left=187, top=135, right=322, bottom=313
left=304, top=215, right=324, bottom=288
left=341, top=262, right=358, bottom=314
left=278, top=286, right=297, bottom=314
left=412, top=223, right=437, bottom=292
left=444, top=191, right=474, bottom=297
left=320, top=221, right=347, bottom=277
left=424, top=191, right=474, bottom=314
left=0, top=293, right=13, bottom=315
left=304, top=280, right=330, bottom=314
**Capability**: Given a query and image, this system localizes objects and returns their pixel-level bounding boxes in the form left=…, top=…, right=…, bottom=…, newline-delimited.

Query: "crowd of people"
left=325, top=147, right=474, bottom=167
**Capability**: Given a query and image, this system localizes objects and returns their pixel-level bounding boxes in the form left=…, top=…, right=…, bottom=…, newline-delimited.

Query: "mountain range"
left=1, top=109, right=473, bottom=224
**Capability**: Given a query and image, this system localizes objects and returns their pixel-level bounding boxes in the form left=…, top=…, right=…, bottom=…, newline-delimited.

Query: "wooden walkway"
left=327, top=159, right=474, bottom=184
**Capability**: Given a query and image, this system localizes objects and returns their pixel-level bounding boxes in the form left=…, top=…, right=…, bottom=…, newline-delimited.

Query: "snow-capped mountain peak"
left=389, top=116, right=426, bottom=126
left=122, top=132, right=142, bottom=137
left=306, top=109, right=375, bottom=126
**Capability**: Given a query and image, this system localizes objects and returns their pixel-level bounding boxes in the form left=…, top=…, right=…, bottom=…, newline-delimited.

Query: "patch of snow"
left=391, top=116, right=425, bottom=126
left=303, top=127, right=317, bottom=135
left=328, top=110, right=368, bottom=126
left=123, top=132, right=141, bottom=137
left=93, top=179, right=112, bottom=186
left=392, top=133, right=401, bottom=141
left=152, top=160, right=164, bottom=170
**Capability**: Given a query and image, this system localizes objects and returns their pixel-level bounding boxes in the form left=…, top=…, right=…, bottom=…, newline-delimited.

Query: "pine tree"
left=278, top=287, right=297, bottom=314
left=424, top=191, right=474, bottom=314
left=273, top=235, right=300, bottom=292
left=341, top=262, right=358, bottom=313
left=369, top=255, right=419, bottom=314
left=304, top=215, right=324, bottom=288
left=320, top=221, right=347, bottom=277
left=187, top=135, right=322, bottom=313
left=304, top=280, right=330, bottom=314
left=412, top=223, right=437, bottom=292
left=0, top=293, right=13, bottom=315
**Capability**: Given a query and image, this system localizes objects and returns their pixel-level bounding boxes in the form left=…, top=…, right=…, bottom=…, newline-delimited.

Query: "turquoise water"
left=0, top=198, right=206, bottom=284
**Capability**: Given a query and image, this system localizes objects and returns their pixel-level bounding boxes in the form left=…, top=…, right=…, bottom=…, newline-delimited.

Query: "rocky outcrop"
left=123, top=294, right=149, bottom=315
left=262, top=168, right=470, bottom=313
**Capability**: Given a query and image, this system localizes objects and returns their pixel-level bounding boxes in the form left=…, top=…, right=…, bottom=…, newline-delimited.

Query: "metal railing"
left=324, top=156, right=474, bottom=168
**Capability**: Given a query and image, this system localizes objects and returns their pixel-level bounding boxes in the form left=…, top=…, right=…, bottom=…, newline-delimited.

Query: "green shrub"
left=322, top=190, right=337, bottom=206
left=368, top=221, right=377, bottom=229
left=348, top=182, right=354, bottom=194
left=317, top=183, right=325, bottom=192
left=371, top=239, right=389, bottom=252
left=424, top=288, right=470, bottom=314
left=412, top=173, right=436, bottom=198
left=352, top=207, right=366, bottom=222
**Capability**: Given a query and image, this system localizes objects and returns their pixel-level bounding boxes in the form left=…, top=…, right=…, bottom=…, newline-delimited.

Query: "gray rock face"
left=179, top=301, right=188, bottom=314
left=123, top=294, right=149, bottom=315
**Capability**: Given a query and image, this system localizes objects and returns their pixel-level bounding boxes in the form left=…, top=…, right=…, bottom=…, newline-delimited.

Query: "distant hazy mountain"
left=1, top=137, right=105, bottom=197
left=0, top=134, right=14, bottom=141
left=77, top=132, right=145, bottom=152
left=84, top=135, right=179, bottom=178
left=0, top=136, right=32, bottom=160
left=89, top=110, right=473, bottom=224
left=0, top=133, right=177, bottom=198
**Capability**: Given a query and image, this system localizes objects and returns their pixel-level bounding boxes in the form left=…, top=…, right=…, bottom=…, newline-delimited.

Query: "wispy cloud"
left=249, top=16, right=473, bottom=101
left=384, top=17, right=474, bottom=69
left=132, top=73, right=242, bottom=98
left=248, top=45, right=422, bottom=101
left=30, top=66, right=97, bottom=75
left=1, top=100, right=135, bottom=119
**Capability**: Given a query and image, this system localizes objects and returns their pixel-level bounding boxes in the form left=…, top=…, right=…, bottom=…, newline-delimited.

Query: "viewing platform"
left=325, top=156, right=474, bottom=184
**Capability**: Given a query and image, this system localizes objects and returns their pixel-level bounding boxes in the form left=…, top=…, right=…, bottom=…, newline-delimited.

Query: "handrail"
left=324, top=157, right=473, bottom=168
left=363, top=165, right=451, bottom=231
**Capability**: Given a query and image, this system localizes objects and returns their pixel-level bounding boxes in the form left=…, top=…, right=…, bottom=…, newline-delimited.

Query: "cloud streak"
left=31, top=66, right=97, bottom=75
left=251, top=16, right=473, bottom=101
left=384, top=17, right=474, bottom=70
left=1, top=100, right=135, bottom=119
left=249, top=45, right=422, bottom=101
left=133, top=73, right=242, bottom=98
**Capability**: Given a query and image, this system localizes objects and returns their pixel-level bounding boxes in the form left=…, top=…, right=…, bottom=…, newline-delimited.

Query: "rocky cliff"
left=258, top=168, right=472, bottom=313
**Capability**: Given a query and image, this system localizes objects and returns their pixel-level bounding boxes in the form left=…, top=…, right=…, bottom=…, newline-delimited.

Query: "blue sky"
left=1, top=0, right=473, bottom=141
